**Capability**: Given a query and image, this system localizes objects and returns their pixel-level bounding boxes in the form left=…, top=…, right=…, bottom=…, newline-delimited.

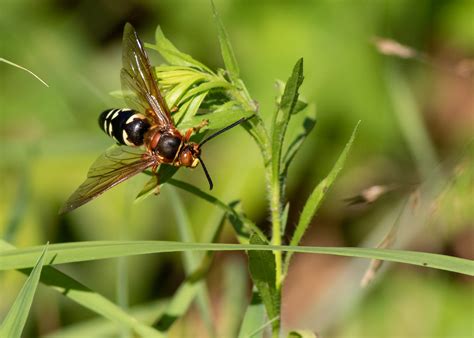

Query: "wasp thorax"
left=157, top=134, right=181, bottom=160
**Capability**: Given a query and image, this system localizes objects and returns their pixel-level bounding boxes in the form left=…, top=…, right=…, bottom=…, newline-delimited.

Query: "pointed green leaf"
left=148, top=27, right=212, bottom=73
left=283, top=121, right=360, bottom=275
left=0, top=244, right=48, bottom=338
left=175, top=91, right=208, bottom=124
left=164, top=76, right=202, bottom=109
left=211, top=0, right=240, bottom=81
left=275, top=79, right=307, bottom=116
left=272, top=59, right=304, bottom=180
left=282, top=104, right=317, bottom=175
left=179, top=80, right=231, bottom=104
left=280, top=202, right=290, bottom=235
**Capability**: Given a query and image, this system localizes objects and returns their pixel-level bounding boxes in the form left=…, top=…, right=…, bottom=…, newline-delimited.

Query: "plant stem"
left=230, top=82, right=283, bottom=336
left=270, top=177, right=283, bottom=288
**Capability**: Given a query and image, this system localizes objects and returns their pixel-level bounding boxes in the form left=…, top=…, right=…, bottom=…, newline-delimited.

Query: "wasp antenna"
left=198, top=156, right=213, bottom=190
left=199, top=117, right=248, bottom=148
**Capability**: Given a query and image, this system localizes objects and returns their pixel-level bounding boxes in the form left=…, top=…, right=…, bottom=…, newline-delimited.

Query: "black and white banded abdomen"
left=99, top=108, right=150, bottom=146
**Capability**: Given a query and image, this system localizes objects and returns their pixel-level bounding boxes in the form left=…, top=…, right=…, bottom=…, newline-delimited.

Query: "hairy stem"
left=229, top=83, right=283, bottom=336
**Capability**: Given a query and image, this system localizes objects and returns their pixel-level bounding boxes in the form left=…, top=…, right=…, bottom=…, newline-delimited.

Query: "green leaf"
left=1, top=241, right=472, bottom=276
left=272, top=58, right=304, bottom=181
left=178, top=108, right=254, bottom=132
left=179, top=80, right=231, bottom=104
left=0, top=244, right=47, bottom=338
left=280, top=202, right=290, bottom=235
left=148, top=27, right=212, bottom=73
left=174, top=91, right=208, bottom=124
left=247, top=234, right=280, bottom=333
left=0, top=240, right=162, bottom=338
left=283, top=121, right=360, bottom=275
left=275, top=79, right=307, bottom=116
left=238, top=289, right=265, bottom=338
left=211, top=0, right=240, bottom=81
left=164, top=75, right=202, bottom=109
left=282, top=104, right=317, bottom=176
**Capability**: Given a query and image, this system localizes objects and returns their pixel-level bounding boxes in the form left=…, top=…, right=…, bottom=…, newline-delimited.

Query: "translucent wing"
left=60, top=146, right=157, bottom=214
left=121, top=23, right=173, bottom=127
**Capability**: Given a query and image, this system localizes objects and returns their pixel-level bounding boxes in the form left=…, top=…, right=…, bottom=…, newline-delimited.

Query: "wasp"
left=60, top=23, right=245, bottom=214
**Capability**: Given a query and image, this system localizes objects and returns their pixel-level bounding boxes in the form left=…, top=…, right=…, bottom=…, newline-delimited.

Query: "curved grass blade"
left=0, top=244, right=48, bottom=338
left=283, top=121, right=360, bottom=276
left=1, top=241, right=472, bottom=276
left=0, top=57, right=49, bottom=87
left=0, top=240, right=163, bottom=338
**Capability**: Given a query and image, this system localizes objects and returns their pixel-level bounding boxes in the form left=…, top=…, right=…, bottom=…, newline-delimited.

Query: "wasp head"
left=179, top=143, right=201, bottom=168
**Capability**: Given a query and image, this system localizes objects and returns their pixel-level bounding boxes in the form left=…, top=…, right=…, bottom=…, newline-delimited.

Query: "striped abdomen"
left=99, top=108, right=150, bottom=146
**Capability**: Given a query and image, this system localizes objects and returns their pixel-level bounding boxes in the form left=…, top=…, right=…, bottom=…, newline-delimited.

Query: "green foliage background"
left=1, top=0, right=472, bottom=337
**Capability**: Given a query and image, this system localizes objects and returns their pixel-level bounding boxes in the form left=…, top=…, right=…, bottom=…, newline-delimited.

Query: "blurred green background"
left=1, top=0, right=472, bottom=337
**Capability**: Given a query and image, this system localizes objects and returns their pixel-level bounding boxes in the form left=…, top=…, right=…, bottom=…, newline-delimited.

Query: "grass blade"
left=211, top=0, right=240, bottom=81
left=283, top=121, right=360, bottom=276
left=0, top=244, right=48, bottom=338
left=1, top=241, right=472, bottom=276
left=0, top=240, right=163, bottom=338
left=0, top=57, right=49, bottom=87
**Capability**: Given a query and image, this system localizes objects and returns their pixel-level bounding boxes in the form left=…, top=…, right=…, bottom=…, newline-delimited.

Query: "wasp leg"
left=184, top=119, right=209, bottom=141
left=170, top=106, right=179, bottom=114
left=193, top=119, right=209, bottom=132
